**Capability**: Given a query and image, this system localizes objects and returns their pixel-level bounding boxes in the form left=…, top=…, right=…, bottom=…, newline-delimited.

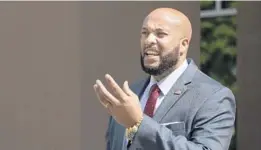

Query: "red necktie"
left=144, top=84, right=160, bottom=117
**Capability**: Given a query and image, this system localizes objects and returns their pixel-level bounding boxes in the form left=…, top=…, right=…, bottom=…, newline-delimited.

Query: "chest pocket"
left=161, top=121, right=186, bottom=136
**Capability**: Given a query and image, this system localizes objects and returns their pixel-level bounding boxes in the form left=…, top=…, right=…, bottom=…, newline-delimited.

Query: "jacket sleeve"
left=105, top=116, right=113, bottom=150
left=129, top=87, right=236, bottom=150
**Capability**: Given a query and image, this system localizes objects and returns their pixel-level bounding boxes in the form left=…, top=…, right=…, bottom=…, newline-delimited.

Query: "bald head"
left=145, top=8, right=192, bottom=43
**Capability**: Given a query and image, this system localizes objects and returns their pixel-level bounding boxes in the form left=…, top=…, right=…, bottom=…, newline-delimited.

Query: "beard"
left=140, top=47, right=179, bottom=76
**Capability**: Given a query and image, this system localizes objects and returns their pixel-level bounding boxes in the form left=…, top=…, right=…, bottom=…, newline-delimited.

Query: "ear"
left=179, top=38, right=189, bottom=56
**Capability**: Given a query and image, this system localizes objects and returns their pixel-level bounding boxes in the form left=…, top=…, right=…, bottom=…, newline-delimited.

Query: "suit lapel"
left=153, top=59, right=198, bottom=122
left=153, top=77, right=188, bottom=122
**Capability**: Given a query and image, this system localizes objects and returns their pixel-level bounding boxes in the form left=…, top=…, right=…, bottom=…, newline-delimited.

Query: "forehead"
left=142, top=14, right=180, bottom=31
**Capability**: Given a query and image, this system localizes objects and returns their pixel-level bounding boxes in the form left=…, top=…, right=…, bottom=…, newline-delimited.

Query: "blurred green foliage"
left=200, top=1, right=237, bottom=150
left=200, top=1, right=237, bottom=94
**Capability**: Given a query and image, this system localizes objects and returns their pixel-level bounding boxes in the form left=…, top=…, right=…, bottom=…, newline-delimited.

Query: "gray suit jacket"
left=105, top=59, right=236, bottom=150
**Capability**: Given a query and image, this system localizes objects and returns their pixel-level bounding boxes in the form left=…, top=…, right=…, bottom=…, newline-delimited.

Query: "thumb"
left=123, top=81, right=134, bottom=96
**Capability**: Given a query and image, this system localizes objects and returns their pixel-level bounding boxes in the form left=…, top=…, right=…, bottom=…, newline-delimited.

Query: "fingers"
left=122, top=81, right=134, bottom=96
left=93, top=74, right=133, bottom=110
left=94, top=80, right=120, bottom=106
left=105, top=74, right=126, bottom=100
left=93, top=84, right=110, bottom=107
left=94, top=84, right=113, bottom=116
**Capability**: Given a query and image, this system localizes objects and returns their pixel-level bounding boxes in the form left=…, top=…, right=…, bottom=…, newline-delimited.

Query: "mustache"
left=143, top=46, right=159, bottom=54
left=144, top=43, right=156, bottom=49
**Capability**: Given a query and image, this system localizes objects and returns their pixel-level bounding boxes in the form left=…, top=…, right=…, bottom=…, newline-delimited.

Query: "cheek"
left=158, top=39, right=179, bottom=54
left=157, top=43, right=171, bottom=56
left=158, top=38, right=171, bottom=48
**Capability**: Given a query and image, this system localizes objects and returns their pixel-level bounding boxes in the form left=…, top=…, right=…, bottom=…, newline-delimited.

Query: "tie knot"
left=150, top=84, right=160, bottom=94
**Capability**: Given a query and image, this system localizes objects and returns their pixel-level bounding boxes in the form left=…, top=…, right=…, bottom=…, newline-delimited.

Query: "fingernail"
left=96, top=80, right=100, bottom=84
left=105, top=74, right=110, bottom=79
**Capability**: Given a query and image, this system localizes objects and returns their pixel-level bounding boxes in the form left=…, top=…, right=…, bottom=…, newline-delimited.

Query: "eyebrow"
left=141, top=27, right=168, bottom=32
left=155, top=28, right=166, bottom=32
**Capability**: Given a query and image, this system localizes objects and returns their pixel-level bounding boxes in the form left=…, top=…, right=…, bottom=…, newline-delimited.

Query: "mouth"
left=143, top=50, right=160, bottom=65
left=145, top=52, right=159, bottom=56
left=144, top=49, right=160, bottom=57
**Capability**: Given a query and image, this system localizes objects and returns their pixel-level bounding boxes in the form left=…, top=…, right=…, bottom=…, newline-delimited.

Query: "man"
left=93, top=8, right=236, bottom=150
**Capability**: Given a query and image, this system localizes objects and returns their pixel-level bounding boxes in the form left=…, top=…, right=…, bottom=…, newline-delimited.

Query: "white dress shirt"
left=140, top=60, right=188, bottom=114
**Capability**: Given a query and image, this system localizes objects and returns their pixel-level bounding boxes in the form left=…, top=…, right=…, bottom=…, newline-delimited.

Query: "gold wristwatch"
left=125, top=116, right=143, bottom=142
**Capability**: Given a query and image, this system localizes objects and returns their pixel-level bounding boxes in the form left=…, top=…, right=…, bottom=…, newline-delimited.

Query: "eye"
left=141, top=31, right=148, bottom=35
left=157, top=32, right=167, bottom=38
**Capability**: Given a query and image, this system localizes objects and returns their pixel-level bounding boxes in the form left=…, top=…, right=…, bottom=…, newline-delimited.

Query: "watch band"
left=125, top=116, right=143, bottom=141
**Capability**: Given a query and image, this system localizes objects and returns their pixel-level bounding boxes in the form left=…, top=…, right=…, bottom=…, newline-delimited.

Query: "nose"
left=145, top=33, right=157, bottom=46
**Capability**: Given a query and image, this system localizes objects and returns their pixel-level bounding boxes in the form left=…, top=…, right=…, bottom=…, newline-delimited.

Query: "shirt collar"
left=149, top=60, right=188, bottom=95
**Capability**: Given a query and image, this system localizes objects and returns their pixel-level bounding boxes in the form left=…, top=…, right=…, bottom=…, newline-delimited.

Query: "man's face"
left=140, top=14, right=181, bottom=76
